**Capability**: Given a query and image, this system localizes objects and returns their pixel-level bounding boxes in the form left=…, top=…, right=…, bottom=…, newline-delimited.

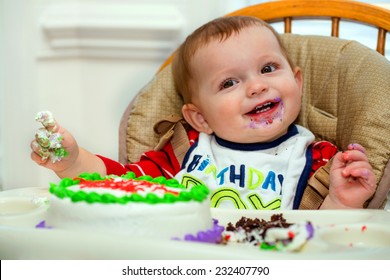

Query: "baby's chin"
left=212, top=117, right=290, bottom=143
left=246, top=125, right=290, bottom=143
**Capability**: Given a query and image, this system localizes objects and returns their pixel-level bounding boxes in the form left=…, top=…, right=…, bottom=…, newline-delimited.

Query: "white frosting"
left=35, top=111, right=55, bottom=128
left=264, top=223, right=312, bottom=251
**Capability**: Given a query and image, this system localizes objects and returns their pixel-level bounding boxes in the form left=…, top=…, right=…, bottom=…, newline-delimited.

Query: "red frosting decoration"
left=288, top=231, right=295, bottom=239
left=77, top=179, right=180, bottom=196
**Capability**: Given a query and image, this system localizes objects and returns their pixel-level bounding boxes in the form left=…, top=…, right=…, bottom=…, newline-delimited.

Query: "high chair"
left=119, top=0, right=390, bottom=209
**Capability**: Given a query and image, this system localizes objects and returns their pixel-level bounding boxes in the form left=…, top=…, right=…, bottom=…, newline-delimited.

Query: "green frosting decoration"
left=86, top=192, right=102, bottom=203
left=49, top=172, right=210, bottom=205
left=259, top=243, right=277, bottom=251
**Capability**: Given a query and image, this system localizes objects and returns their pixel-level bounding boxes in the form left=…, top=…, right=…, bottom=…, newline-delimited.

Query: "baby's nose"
left=247, top=78, right=269, bottom=97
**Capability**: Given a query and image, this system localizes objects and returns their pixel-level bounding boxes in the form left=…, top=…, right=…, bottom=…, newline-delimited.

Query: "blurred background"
left=1, top=0, right=389, bottom=190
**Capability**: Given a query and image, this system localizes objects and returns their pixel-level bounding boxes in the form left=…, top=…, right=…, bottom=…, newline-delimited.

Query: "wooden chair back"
left=229, top=0, right=390, bottom=55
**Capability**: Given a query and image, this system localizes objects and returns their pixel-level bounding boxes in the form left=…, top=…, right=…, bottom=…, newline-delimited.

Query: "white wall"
left=1, top=0, right=389, bottom=190
left=0, top=0, right=236, bottom=190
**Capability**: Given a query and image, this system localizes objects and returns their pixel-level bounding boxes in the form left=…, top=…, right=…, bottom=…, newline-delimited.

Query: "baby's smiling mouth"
left=246, top=98, right=281, bottom=116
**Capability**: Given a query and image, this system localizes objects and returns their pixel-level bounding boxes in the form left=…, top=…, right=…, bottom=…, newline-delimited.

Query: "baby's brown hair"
left=172, top=16, right=295, bottom=104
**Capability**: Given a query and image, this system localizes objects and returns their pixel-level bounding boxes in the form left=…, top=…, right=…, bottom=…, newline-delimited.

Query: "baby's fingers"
left=345, top=166, right=372, bottom=180
left=33, top=111, right=68, bottom=163
left=341, top=159, right=371, bottom=176
left=35, top=111, right=57, bottom=132
left=347, top=143, right=366, bottom=154
left=342, top=160, right=376, bottom=189
left=30, top=140, right=50, bottom=164
left=342, top=149, right=369, bottom=163
left=349, top=167, right=376, bottom=191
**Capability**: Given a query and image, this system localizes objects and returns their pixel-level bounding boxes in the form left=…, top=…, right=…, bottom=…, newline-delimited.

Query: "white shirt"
left=175, top=125, right=314, bottom=210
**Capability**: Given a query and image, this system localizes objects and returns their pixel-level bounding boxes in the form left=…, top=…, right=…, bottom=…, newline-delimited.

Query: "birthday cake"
left=222, top=214, right=314, bottom=252
left=45, top=172, right=223, bottom=242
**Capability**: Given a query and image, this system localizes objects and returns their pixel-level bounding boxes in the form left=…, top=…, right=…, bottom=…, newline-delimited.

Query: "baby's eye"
left=220, top=78, right=238, bottom=90
left=261, top=64, right=277, bottom=74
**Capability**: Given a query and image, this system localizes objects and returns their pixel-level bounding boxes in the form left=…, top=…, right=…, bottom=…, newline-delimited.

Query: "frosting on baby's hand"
left=35, top=111, right=56, bottom=129
left=35, top=111, right=68, bottom=163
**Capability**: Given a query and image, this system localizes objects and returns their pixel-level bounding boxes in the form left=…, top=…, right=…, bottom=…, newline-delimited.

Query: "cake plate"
left=0, top=187, right=389, bottom=259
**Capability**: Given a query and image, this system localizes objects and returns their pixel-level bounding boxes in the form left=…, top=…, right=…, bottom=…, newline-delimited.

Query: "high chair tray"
left=0, top=187, right=389, bottom=259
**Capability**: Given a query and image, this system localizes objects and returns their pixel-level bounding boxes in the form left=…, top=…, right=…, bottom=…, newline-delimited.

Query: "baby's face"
left=189, top=25, right=303, bottom=143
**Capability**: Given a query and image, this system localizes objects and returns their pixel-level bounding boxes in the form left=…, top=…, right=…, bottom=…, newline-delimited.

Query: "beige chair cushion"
left=120, top=34, right=390, bottom=207
left=119, top=65, right=182, bottom=164
left=281, top=34, right=390, bottom=180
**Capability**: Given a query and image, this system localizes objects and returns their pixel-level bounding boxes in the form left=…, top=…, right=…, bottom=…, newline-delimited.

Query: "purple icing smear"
left=306, top=222, right=314, bottom=240
left=179, top=219, right=224, bottom=243
left=35, top=220, right=52, bottom=229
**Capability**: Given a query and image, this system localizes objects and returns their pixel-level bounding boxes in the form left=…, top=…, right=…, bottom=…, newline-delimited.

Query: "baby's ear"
left=182, top=104, right=213, bottom=134
left=294, top=66, right=303, bottom=96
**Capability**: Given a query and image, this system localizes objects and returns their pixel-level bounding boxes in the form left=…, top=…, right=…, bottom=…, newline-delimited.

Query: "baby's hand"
left=34, top=111, right=67, bottom=162
left=31, top=111, right=79, bottom=173
left=326, top=143, right=377, bottom=208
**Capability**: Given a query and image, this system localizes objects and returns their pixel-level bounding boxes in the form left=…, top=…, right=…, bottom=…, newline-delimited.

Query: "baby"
left=31, top=16, right=376, bottom=210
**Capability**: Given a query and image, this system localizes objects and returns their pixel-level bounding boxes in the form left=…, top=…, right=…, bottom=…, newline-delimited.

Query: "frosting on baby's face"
left=247, top=97, right=285, bottom=129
